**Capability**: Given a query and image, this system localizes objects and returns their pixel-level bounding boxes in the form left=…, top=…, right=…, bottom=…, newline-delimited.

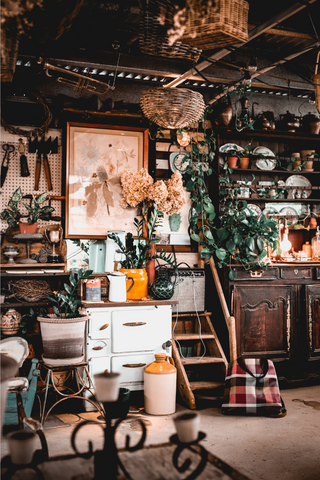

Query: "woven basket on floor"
left=139, top=0, right=202, bottom=62
left=140, top=87, right=206, bottom=129
left=179, top=0, right=249, bottom=50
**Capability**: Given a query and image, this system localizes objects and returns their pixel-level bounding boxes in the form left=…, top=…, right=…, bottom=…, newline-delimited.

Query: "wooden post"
left=209, top=257, right=237, bottom=362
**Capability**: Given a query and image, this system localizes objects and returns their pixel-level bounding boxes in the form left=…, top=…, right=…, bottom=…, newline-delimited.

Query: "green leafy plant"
left=23, top=191, right=55, bottom=224
left=0, top=187, right=23, bottom=227
left=47, top=268, right=93, bottom=318
left=0, top=187, right=55, bottom=227
left=108, top=217, right=177, bottom=270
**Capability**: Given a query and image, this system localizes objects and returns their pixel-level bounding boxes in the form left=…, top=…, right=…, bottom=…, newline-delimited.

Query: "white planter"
left=38, top=315, right=88, bottom=365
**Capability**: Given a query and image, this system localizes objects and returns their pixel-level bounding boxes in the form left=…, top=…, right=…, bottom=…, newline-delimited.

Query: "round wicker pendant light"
left=140, top=87, right=206, bottom=129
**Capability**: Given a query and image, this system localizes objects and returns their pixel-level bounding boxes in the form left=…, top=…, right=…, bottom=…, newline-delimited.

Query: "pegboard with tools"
left=0, top=127, right=63, bottom=230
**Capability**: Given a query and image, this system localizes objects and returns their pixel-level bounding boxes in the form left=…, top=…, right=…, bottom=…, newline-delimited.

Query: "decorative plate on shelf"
left=262, top=207, right=278, bottom=216
left=253, top=146, right=276, bottom=157
left=244, top=204, right=262, bottom=217
left=219, top=143, right=243, bottom=153
left=285, top=175, right=312, bottom=198
left=279, top=206, right=299, bottom=224
left=169, top=152, right=190, bottom=172
left=255, top=158, right=277, bottom=170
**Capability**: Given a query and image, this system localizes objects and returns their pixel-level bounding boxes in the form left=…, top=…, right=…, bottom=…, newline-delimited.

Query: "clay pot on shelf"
left=300, top=150, right=315, bottom=159
left=293, top=159, right=301, bottom=170
left=227, top=156, right=238, bottom=169
left=19, top=222, right=38, bottom=234
left=306, top=160, right=314, bottom=170
left=239, top=157, right=250, bottom=169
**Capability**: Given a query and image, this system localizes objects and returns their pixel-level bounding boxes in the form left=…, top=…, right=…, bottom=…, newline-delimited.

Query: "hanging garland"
left=1, top=93, right=52, bottom=139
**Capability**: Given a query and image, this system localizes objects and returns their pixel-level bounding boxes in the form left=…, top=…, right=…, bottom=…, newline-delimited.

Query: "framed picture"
left=65, top=122, right=148, bottom=238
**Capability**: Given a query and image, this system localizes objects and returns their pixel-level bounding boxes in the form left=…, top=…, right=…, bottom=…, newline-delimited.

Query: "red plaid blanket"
left=222, top=357, right=286, bottom=417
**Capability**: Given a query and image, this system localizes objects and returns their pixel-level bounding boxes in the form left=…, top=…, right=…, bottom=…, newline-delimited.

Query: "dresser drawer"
left=111, top=353, right=154, bottom=385
left=87, top=309, right=111, bottom=340
left=280, top=267, right=312, bottom=280
left=111, top=307, right=171, bottom=353
left=87, top=356, right=110, bottom=379
left=233, top=268, right=278, bottom=281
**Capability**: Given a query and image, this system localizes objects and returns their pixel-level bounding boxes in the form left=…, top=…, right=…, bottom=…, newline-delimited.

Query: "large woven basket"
left=140, top=0, right=202, bottom=62
left=179, top=0, right=249, bottom=50
left=140, top=87, right=206, bottom=129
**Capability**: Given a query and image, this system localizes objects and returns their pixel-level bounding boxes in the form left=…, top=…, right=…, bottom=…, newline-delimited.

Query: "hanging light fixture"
left=140, top=87, right=206, bottom=129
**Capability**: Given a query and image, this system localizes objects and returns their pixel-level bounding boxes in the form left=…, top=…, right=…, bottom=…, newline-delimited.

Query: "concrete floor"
left=1, top=384, right=320, bottom=480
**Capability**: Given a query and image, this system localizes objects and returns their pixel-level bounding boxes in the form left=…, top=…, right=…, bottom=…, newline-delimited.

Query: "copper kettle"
left=280, top=110, right=300, bottom=132
left=302, top=112, right=320, bottom=135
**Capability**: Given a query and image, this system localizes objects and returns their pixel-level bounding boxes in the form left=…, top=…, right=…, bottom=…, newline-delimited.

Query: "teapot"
left=107, top=271, right=134, bottom=302
left=301, top=112, right=320, bottom=135
left=280, top=110, right=300, bottom=132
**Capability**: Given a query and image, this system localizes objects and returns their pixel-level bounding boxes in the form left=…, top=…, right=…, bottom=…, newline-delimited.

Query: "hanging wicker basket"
left=140, top=87, right=206, bottom=129
left=177, top=0, right=249, bottom=50
left=139, top=0, right=202, bottom=62
left=0, top=25, right=19, bottom=83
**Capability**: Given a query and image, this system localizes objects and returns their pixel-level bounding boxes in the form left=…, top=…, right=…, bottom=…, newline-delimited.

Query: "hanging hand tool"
left=1, top=143, right=15, bottom=188
left=29, top=137, right=41, bottom=190
left=18, top=138, right=30, bottom=177
left=42, top=137, right=53, bottom=191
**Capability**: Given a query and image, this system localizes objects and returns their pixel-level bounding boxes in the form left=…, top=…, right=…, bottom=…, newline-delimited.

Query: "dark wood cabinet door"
left=306, top=285, right=320, bottom=359
left=234, top=284, right=296, bottom=359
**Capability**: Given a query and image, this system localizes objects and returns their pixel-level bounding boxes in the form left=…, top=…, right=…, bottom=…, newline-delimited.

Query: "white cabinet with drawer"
left=85, top=303, right=173, bottom=393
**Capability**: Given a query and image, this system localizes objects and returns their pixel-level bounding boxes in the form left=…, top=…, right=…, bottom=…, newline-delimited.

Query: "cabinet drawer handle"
left=123, top=322, right=146, bottom=327
left=294, top=269, right=298, bottom=275
left=99, top=323, right=109, bottom=330
left=122, top=363, right=146, bottom=368
left=250, top=271, right=262, bottom=278
left=92, top=346, right=104, bottom=351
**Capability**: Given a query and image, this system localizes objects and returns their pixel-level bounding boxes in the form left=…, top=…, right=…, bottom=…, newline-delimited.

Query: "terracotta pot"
left=293, top=160, right=301, bottom=170
left=239, top=157, right=249, bottom=169
left=119, top=268, right=148, bottom=300
left=306, top=160, right=314, bottom=170
left=300, top=150, right=314, bottom=159
left=19, top=222, right=38, bottom=234
left=227, top=156, right=238, bottom=169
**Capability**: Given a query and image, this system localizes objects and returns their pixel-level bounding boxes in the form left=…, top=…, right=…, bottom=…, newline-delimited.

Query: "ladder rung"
left=174, top=334, right=215, bottom=340
left=181, top=356, right=225, bottom=365
left=189, top=381, right=225, bottom=391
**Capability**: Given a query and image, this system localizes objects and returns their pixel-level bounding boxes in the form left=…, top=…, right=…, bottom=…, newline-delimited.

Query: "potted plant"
left=0, top=187, right=55, bottom=233
left=36, top=268, right=93, bottom=364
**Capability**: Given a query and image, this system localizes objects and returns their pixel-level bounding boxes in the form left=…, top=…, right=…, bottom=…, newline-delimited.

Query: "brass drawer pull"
left=123, top=322, right=147, bottom=327
left=92, top=346, right=104, bottom=351
left=122, top=363, right=146, bottom=368
left=99, top=323, right=109, bottom=330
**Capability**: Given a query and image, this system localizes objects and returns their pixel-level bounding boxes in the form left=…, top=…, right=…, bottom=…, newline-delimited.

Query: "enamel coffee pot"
left=107, top=271, right=134, bottom=302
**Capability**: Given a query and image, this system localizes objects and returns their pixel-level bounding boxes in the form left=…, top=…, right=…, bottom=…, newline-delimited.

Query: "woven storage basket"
left=140, top=0, right=201, bottom=62
left=179, top=0, right=249, bottom=50
left=140, top=87, right=206, bottom=129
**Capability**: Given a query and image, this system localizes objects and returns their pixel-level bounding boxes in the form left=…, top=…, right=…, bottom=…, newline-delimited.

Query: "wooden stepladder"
left=172, top=257, right=237, bottom=410
left=172, top=312, right=227, bottom=410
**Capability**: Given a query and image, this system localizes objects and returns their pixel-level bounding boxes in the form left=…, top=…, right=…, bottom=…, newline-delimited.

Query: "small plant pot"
left=306, top=160, right=314, bottom=170
left=19, top=222, right=38, bottom=234
left=293, top=160, right=301, bottom=170
left=300, top=150, right=314, bottom=159
left=227, top=156, right=238, bottom=169
left=239, top=157, right=249, bottom=169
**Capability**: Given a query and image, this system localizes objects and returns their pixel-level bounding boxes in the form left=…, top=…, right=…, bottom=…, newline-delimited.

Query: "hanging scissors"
left=1, top=143, right=15, bottom=188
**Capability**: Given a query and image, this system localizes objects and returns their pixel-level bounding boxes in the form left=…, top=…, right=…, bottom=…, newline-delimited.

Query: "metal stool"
left=38, top=361, right=104, bottom=425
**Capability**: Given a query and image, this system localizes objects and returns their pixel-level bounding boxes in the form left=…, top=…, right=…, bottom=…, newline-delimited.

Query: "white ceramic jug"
left=107, top=272, right=134, bottom=302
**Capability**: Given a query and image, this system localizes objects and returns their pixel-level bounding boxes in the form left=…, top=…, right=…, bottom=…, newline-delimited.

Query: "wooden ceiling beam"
left=164, top=0, right=319, bottom=89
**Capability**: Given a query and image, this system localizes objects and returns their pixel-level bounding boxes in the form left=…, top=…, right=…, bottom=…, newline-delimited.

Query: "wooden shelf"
left=215, top=126, right=320, bottom=142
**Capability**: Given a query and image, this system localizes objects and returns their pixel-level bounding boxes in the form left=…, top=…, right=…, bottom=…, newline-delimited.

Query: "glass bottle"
left=311, top=226, right=320, bottom=258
